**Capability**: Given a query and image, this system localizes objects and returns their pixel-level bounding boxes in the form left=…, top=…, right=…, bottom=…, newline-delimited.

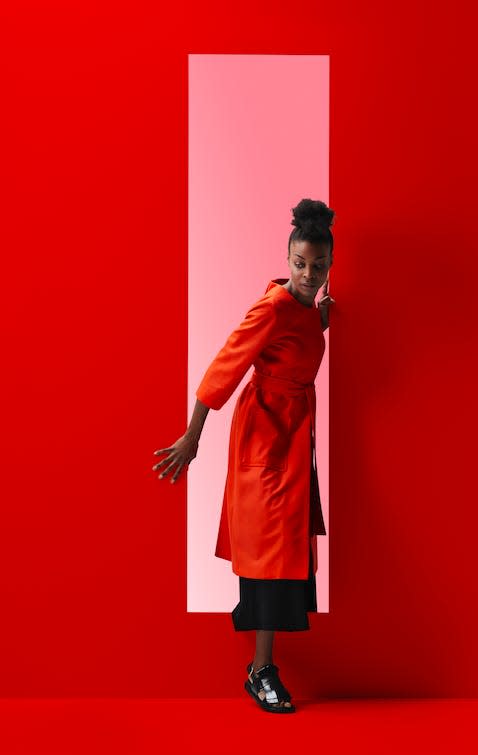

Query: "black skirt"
left=231, top=450, right=321, bottom=632
left=231, top=542, right=317, bottom=631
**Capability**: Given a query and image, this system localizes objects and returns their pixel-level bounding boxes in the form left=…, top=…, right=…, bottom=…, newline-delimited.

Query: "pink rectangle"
left=188, top=54, right=329, bottom=612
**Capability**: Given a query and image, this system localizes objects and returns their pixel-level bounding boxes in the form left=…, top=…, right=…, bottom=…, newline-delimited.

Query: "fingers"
left=152, top=454, right=190, bottom=483
left=152, top=453, right=173, bottom=472
left=157, top=458, right=178, bottom=481
left=171, top=461, right=186, bottom=483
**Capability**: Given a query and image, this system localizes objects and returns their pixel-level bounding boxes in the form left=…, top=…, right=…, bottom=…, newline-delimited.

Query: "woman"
left=153, top=198, right=335, bottom=713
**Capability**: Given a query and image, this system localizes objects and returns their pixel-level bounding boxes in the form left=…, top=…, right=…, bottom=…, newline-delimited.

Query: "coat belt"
left=250, top=370, right=318, bottom=465
left=250, top=370, right=315, bottom=396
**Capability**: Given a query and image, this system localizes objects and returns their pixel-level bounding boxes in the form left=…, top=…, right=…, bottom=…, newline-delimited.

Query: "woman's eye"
left=295, top=262, right=325, bottom=270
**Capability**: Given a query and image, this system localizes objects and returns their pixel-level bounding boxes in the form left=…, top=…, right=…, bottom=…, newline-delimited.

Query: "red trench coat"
left=195, top=278, right=327, bottom=580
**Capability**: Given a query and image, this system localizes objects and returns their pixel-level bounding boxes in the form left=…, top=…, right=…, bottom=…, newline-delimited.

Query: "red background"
left=1, top=1, right=477, bottom=698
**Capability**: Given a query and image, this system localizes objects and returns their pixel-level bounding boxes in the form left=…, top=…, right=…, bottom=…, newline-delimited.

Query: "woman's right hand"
left=152, top=432, right=199, bottom=484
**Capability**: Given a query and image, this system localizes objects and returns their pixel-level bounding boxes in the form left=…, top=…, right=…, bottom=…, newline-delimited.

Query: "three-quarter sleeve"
left=195, top=296, right=278, bottom=410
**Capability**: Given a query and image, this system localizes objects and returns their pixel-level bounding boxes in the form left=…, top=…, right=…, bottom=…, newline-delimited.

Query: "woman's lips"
left=301, top=283, right=316, bottom=289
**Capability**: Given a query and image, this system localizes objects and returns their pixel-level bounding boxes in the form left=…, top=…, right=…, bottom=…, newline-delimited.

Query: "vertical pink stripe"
left=188, top=55, right=329, bottom=613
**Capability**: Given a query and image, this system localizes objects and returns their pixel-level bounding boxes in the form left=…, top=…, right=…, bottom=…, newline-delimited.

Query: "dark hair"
left=288, top=198, right=335, bottom=257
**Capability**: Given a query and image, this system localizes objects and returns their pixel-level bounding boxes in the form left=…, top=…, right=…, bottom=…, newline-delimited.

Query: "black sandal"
left=244, top=661, right=296, bottom=713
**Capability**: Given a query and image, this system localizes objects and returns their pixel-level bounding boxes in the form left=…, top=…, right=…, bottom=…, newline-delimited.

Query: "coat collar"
left=265, top=278, right=319, bottom=309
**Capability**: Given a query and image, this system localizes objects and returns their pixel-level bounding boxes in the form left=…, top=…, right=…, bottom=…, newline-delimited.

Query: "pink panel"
left=188, top=54, right=329, bottom=612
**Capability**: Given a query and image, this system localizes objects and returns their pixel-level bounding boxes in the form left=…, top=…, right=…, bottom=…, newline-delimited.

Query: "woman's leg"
left=253, top=629, right=274, bottom=669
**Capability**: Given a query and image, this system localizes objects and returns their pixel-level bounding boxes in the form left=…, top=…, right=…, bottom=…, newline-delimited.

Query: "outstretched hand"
left=152, top=433, right=199, bottom=484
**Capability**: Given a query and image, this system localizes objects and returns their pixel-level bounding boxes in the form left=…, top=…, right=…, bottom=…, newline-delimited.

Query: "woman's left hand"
left=318, top=275, right=335, bottom=329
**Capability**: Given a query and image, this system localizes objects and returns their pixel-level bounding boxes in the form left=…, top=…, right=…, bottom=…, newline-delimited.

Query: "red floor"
left=0, top=698, right=476, bottom=754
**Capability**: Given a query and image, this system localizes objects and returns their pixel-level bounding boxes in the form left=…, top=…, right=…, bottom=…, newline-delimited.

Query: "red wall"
left=1, top=1, right=477, bottom=697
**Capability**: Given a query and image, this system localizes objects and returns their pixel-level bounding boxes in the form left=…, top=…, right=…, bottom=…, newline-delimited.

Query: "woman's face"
left=287, top=239, right=332, bottom=305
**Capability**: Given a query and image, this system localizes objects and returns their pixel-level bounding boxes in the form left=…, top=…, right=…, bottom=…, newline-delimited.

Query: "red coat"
left=195, top=278, right=327, bottom=580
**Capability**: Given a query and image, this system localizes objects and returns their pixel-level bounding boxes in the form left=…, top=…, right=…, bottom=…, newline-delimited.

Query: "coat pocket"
left=239, top=388, right=291, bottom=471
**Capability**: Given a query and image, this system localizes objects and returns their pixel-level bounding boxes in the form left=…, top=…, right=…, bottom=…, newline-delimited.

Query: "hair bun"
left=291, top=198, right=335, bottom=231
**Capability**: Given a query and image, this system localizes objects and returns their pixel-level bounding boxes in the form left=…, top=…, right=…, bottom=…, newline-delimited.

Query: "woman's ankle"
left=252, top=659, right=273, bottom=673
